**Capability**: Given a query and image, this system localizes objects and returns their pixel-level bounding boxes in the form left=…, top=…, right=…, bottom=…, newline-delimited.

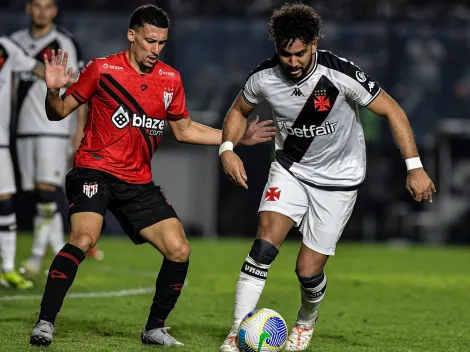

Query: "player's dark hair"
left=129, top=5, right=170, bottom=30
left=268, top=2, right=322, bottom=49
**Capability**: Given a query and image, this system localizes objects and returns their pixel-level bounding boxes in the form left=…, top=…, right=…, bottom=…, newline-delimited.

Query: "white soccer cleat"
left=219, top=326, right=240, bottom=352
left=284, top=315, right=318, bottom=351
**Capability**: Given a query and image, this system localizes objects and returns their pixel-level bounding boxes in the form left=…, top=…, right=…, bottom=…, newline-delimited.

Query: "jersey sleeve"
left=342, top=67, right=381, bottom=106
left=242, top=72, right=264, bottom=106
left=332, top=57, right=381, bottom=106
left=166, top=77, right=189, bottom=120
left=4, top=38, right=37, bottom=72
left=65, top=59, right=100, bottom=104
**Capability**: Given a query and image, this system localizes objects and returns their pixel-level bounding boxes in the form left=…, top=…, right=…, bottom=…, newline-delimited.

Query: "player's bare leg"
left=30, top=212, right=102, bottom=346
left=139, top=218, right=190, bottom=346
left=285, top=245, right=328, bottom=351
left=22, top=183, right=64, bottom=275
left=220, top=211, right=294, bottom=352
left=0, top=194, right=33, bottom=289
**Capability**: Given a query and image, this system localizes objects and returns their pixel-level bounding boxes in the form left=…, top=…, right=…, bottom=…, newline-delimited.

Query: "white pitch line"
left=0, top=287, right=154, bottom=301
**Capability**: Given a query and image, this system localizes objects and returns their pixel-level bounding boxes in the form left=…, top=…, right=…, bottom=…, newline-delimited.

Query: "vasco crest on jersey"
left=313, top=89, right=331, bottom=112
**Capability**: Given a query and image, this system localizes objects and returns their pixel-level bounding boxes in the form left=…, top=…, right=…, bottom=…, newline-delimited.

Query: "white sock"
left=49, top=212, right=65, bottom=255
left=30, top=202, right=57, bottom=264
left=232, top=256, right=271, bottom=328
left=296, top=272, right=327, bottom=325
left=0, top=213, right=17, bottom=273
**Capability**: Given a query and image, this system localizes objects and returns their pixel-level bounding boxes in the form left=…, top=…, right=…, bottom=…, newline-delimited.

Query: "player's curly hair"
left=129, top=5, right=170, bottom=30
left=268, top=3, right=322, bottom=49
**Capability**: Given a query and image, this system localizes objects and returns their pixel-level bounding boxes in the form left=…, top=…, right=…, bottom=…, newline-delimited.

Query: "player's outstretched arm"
left=367, top=90, right=436, bottom=202
left=219, top=92, right=261, bottom=190
left=44, top=49, right=79, bottom=121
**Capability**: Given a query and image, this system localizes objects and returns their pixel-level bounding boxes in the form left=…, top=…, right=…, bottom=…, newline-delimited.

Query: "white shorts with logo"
left=258, top=161, right=358, bottom=256
left=0, top=148, right=16, bottom=195
left=17, top=136, right=69, bottom=191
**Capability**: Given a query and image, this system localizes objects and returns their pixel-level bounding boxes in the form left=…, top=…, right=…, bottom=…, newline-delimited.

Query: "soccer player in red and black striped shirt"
left=29, top=5, right=276, bottom=347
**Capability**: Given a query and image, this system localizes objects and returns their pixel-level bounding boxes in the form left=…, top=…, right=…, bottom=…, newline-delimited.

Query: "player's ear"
left=127, top=28, right=135, bottom=43
left=25, top=1, right=31, bottom=14
left=312, top=39, right=318, bottom=53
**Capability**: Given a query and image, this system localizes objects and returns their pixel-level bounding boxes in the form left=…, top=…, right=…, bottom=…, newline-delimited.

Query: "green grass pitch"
left=0, top=235, right=469, bottom=351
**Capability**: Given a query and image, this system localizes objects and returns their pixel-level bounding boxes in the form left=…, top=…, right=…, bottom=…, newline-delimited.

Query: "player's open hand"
left=44, top=49, right=73, bottom=90
left=406, top=168, right=436, bottom=202
left=239, top=115, right=276, bottom=146
left=220, top=150, right=248, bottom=189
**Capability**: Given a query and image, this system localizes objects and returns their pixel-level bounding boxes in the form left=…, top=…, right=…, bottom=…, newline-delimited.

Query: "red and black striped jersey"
left=66, top=50, right=189, bottom=184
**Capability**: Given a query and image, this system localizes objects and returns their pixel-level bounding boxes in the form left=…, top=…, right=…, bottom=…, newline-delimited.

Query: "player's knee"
left=249, top=239, right=279, bottom=266
left=296, top=252, right=328, bottom=277
left=68, top=231, right=96, bottom=254
left=256, top=216, right=287, bottom=248
left=166, top=242, right=191, bottom=263
left=0, top=197, right=14, bottom=216
left=35, top=189, right=58, bottom=218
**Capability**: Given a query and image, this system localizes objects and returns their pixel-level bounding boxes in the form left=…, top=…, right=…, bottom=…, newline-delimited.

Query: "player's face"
left=128, top=24, right=168, bottom=71
left=27, top=0, right=57, bottom=28
left=278, top=39, right=317, bottom=81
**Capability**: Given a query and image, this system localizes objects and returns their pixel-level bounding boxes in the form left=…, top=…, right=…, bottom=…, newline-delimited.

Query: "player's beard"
left=282, top=54, right=314, bottom=82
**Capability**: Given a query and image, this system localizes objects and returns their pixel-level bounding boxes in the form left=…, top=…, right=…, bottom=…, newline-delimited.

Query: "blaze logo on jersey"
left=265, top=187, right=281, bottom=201
left=278, top=121, right=338, bottom=138
left=110, top=105, right=165, bottom=136
left=83, top=182, right=99, bottom=198
left=111, top=106, right=130, bottom=129
left=164, top=87, right=174, bottom=110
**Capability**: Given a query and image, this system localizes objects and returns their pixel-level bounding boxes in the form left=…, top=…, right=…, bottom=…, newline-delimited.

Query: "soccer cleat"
left=141, top=326, right=184, bottom=346
left=219, top=326, right=240, bottom=352
left=284, top=313, right=318, bottom=351
left=30, top=320, right=54, bottom=346
left=0, top=271, right=34, bottom=289
left=88, top=247, right=104, bottom=260
left=19, top=259, right=41, bottom=276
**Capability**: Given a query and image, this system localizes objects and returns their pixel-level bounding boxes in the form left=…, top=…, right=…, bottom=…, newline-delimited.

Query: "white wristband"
left=405, top=157, right=423, bottom=171
left=219, top=141, right=234, bottom=156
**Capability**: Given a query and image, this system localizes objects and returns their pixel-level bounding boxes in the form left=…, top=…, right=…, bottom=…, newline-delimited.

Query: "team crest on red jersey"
left=163, top=87, right=174, bottom=110
left=83, top=182, right=99, bottom=198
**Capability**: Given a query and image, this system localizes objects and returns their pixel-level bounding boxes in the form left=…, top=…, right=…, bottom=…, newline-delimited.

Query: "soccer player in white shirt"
left=11, top=0, right=103, bottom=274
left=218, top=4, right=435, bottom=351
left=0, top=36, right=45, bottom=289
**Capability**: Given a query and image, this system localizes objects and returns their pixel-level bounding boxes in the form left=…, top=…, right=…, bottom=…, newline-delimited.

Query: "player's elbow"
left=173, top=129, right=187, bottom=143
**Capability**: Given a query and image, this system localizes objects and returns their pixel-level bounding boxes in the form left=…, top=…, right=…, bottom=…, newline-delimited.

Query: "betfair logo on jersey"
left=110, top=106, right=165, bottom=136
left=277, top=121, right=338, bottom=138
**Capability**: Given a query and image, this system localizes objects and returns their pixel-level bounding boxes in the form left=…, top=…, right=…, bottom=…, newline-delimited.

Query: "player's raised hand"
left=406, top=168, right=436, bottom=202
left=220, top=151, right=248, bottom=189
left=44, top=49, right=73, bottom=89
left=239, top=115, right=277, bottom=146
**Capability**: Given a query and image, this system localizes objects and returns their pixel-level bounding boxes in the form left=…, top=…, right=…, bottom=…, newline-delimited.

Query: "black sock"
left=39, top=244, right=85, bottom=325
left=145, top=258, right=189, bottom=330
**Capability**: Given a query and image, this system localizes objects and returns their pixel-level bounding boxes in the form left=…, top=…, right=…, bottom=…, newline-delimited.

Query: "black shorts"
left=65, top=167, right=178, bottom=244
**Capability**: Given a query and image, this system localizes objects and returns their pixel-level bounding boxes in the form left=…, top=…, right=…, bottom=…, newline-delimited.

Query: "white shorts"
left=17, top=137, right=69, bottom=191
left=258, top=161, right=357, bottom=256
left=0, top=148, right=16, bottom=196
